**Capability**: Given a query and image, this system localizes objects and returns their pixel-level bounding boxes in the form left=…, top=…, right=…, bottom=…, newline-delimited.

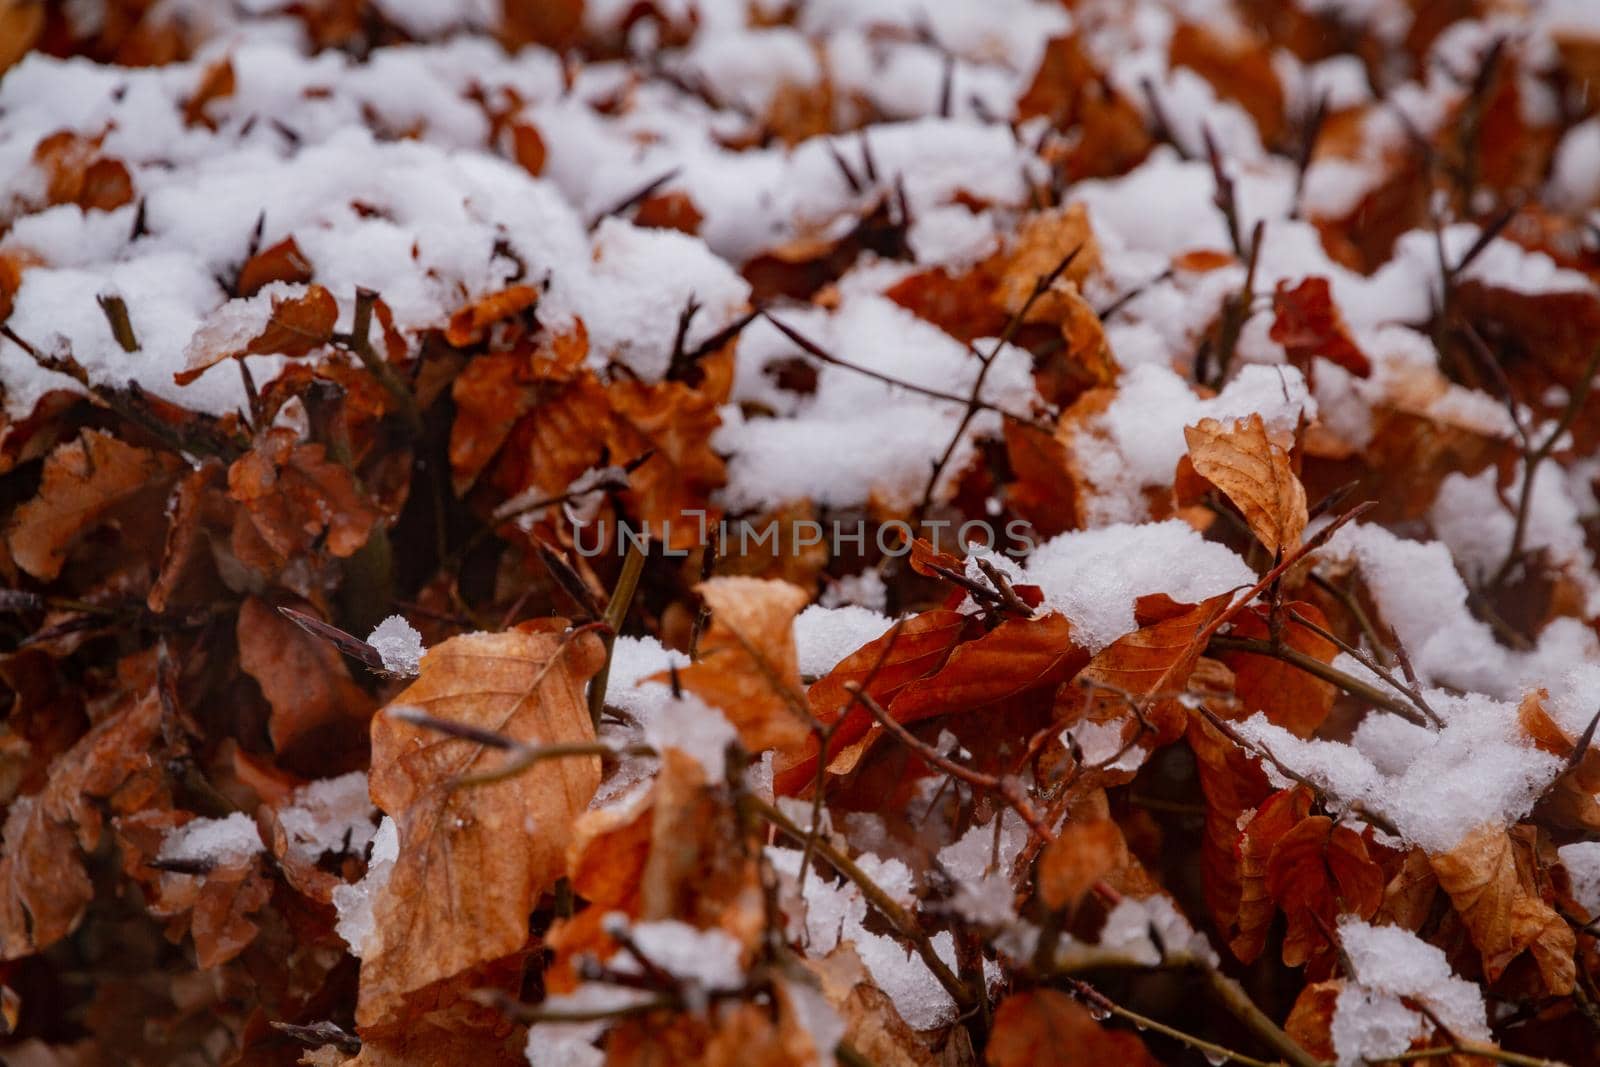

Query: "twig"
left=1065, top=979, right=1279, bottom=1067
left=96, top=293, right=140, bottom=352
left=339, top=287, right=422, bottom=433
left=914, top=247, right=1082, bottom=521
left=588, top=537, right=648, bottom=730
left=745, top=792, right=974, bottom=1010
left=1283, top=607, right=1440, bottom=726
left=1207, top=634, right=1431, bottom=727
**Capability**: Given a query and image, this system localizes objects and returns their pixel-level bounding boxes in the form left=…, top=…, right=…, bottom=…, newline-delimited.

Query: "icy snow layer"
left=1330, top=920, right=1488, bottom=1066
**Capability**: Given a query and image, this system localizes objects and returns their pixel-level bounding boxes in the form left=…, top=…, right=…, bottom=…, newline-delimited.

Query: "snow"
left=793, top=605, right=893, bottom=678
left=598, top=635, right=737, bottom=784
left=158, top=812, right=263, bottom=867
left=1023, top=520, right=1254, bottom=653
left=277, top=771, right=378, bottom=866
left=366, top=615, right=425, bottom=677
left=332, top=815, right=398, bottom=957
left=1331, top=920, right=1488, bottom=1066
left=1235, top=690, right=1563, bottom=854
left=1560, top=842, right=1600, bottom=915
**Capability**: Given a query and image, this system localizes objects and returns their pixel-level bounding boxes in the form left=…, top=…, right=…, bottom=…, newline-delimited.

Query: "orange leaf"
left=1188, top=708, right=1273, bottom=941
left=1038, top=818, right=1127, bottom=911
left=633, top=190, right=704, bottom=235
left=773, top=609, right=968, bottom=796
left=360, top=627, right=606, bottom=1028
left=663, top=577, right=812, bottom=756
left=444, top=284, right=541, bottom=347
left=1263, top=814, right=1384, bottom=968
left=227, top=428, right=381, bottom=561
left=236, top=236, right=314, bottom=298
left=987, top=989, right=1159, bottom=1067
left=887, top=612, right=1088, bottom=726
left=176, top=284, right=338, bottom=385
left=1183, top=414, right=1307, bottom=555
left=1217, top=602, right=1339, bottom=737
left=1430, top=825, right=1576, bottom=993
left=4, top=428, right=178, bottom=581
left=1230, top=786, right=1314, bottom=963
left=1270, top=277, right=1372, bottom=378
left=1079, top=592, right=1231, bottom=700
left=1517, top=689, right=1600, bottom=831
left=182, top=57, right=235, bottom=130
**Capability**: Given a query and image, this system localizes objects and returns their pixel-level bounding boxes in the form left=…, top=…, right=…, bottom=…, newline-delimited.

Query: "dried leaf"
left=1231, top=786, right=1314, bottom=963
left=986, top=989, right=1158, bottom=1067
left=664, top=577, right=812, bottom=755
left=444, top=284, right=540, bottom=347
left=1270, top=277, right=1372, bottom=379
left=1430, top=825, right=1576, bottom=993
left=227, top=427, right=382, bottom=562
left=1263, top=812, right=1384, bottom=968
left=5, top=429, right=177, bottom=581
left=1037, top=817, right=1127, bottom=911
left=1217, top=602, right=1339, bottom=737
left=177, top=284, right=338, bottom=385
left=1184, top=414, right=1307, bottom=555
left=360, top=627, right=606, bottom=1027
left=237, top=236, right=314, bottom=298
left=887, top=612, right=1087, bottom=726
left=237, top=597, right=375, bottom=761
left=1079, top=592, right=1231, bottom=700
left=2, top=680, right=164, bottom=959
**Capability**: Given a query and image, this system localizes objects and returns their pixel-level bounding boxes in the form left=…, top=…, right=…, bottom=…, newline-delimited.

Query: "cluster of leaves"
left=3, top=2, right=1600, bottom=1067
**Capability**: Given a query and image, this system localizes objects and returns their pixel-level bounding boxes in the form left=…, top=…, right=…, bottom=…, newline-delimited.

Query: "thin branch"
left=338, top=286, right=422, bottom=433
left=589, top=537, right=648, bottom=730
left=1207, top=634, right=1431, bottom=727
left=1065, top=979, right=1279, bottom=1067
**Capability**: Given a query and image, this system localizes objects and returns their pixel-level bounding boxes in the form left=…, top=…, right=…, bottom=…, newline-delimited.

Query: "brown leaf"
left=1283, top=980, right=1341, bottom=1063
left=183, top=57, right=235, bottom=130
left=0, top=0, right=43, bottom=75
left=1231, top=786, right=1314, bottom=963
left=1079, top=592, right=1231, bottom=700
left=887, top=612, right=1088, bottom=726
left=176, top=285, right=338, bottom=385
left=1037, top=818, right=1127, bottom=911
left=772, top=608, right=968, bottom=796
left=1517, top=689, right=1600, bottom=832
left=1271, top=277, right=1372, bottom=379
left=1188, top=708, right=1273, bottom=942
left=1430, top=825, right=1576, bottom=993
left=664, top=577, right=812, bottom=755
left=1264, top=814, right=1384, bottom=968
left=237, top=236, right=314, bottom=298
left=2, top=677, right=165, bottom=959
left=1168, top=22, right=1286, bottom=143
left=1217, top=602, right=1339, bottom=737
left=1184, top=414, right=1307, bottom=555
left=444, top=284, right=540, bottom=347
left=508, top=119, right=546, bottom=176
left=227, top=427, right=382, bottom=562
left=986, top=989, right=1159, bottom=1067
left=994, top=204, right=1102, bottom=325
left=632, top=190, right=704, bottom=235
left=360, top=627, right=606, bottom=1028
left=5, top=428, right=178, bottom=581
left=236, top=598, right=375, bottom=762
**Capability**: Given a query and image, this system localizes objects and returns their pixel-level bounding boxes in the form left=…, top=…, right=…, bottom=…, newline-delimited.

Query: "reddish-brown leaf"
left=1079, top=592, right=1231, bottom=700
left=1263, top=814, right=1384, bottom=968
left=773, top=608, right=968, bottom=796
left=986, top=989, right=1159, bottom=1067
left=236, top=597, right=375, bottom=762
left=176, top=284, right=338, bottom=385
left=236, top=236, right=314, bottom=298
left=227, top=427, right=381, bottom=562
left=1037, top=817, right=1127, bottom=911
left=1271, top=276, right=1372, bottom=378
left=1218, top=602, right=1339, bottom=737
left=1230, top=786, right=1314, bottom=963
left=5, top=428, right=178, bottom=581
left=1188, top=708, right=1273, bottom=941
left=887, top=612, right=1088, bottom=726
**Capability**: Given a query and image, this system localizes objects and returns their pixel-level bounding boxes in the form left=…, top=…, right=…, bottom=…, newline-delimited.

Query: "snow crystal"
left=1331, top=920, right=1487, bottom=1066
left=524, top=983, right=653, bottom=1067
left=614, top=918, right=747, bottom=990
left=332, top=815, right=398, bottom=957
left=277, top=771, right=377, bottom=866
left=1234, top=690, right=1563, bottom=853
left=1023, top=520, right=1255, bottom=653
left=1097, top=895, right=1218, bottom=967
left=793, top=605, right=893, bottom=678
left=366, top=615, right=425, bottom=677
left=598, top=635, right=737, bottom=783
left=158, top=812, right=263, bottom=867
left=1560, top=842, right=1600, bottom=914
